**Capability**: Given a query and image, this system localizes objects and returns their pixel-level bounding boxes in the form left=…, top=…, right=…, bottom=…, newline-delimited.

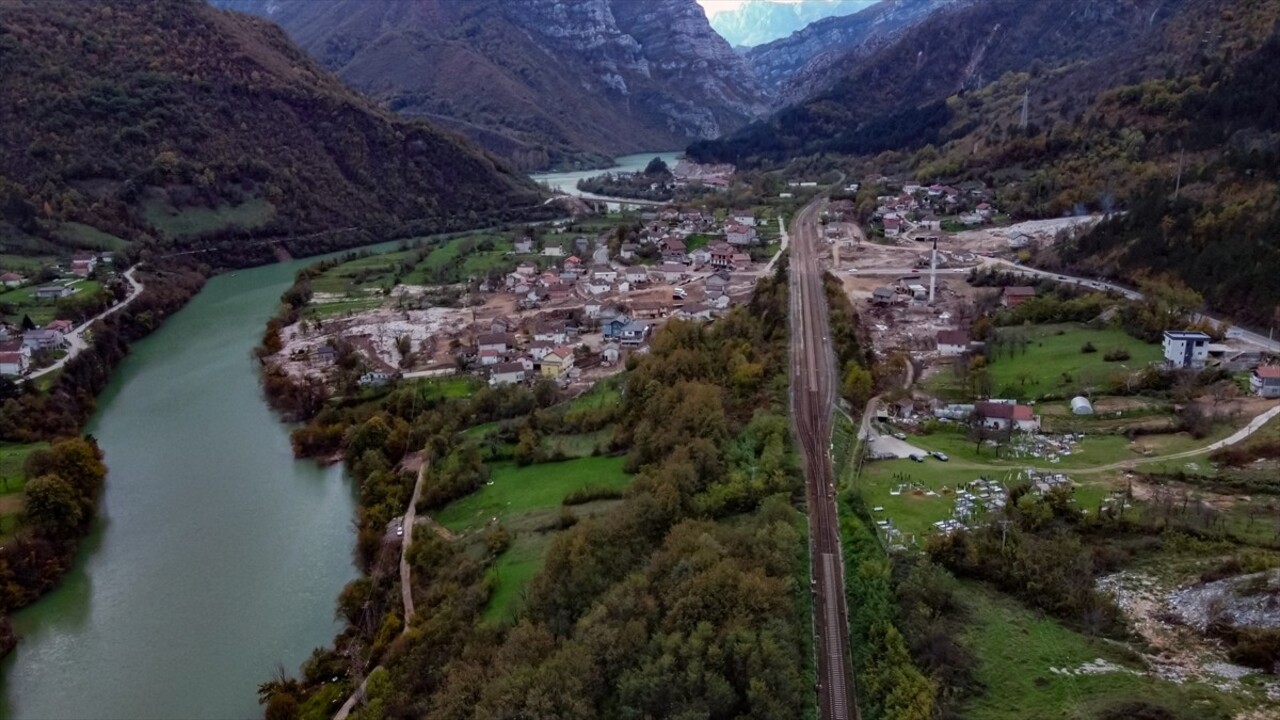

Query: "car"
left=931, top=451, right=949, bottom=462
left=892, top=432, right=907, bottom=440
left=909, top=453, right=925, bottom=463
left=396, top=526, right=404, bottom=537
left=673, top=287, right=687, bottom=299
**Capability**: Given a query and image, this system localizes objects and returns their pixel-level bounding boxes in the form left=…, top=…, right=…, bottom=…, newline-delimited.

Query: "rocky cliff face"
left=747, top=0, right=962, bottom=106
left=212, top=0, right=767, bottom=170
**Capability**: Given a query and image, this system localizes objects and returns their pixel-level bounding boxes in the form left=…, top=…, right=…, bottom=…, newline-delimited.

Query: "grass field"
left=54, top=223, right=127, bottom=251
left=930, top=324, right=1163, bottom=401
left=309, top=250, right=409, bottom=295
left=959, top=582, right=1248, bottom=720
left=482, top=532, right=550, bottom=624
left=142, top=195, right=275, bottom=239
left=0, top=442, right=43, bottom=495
left=435, top=456, right=630, bottom=533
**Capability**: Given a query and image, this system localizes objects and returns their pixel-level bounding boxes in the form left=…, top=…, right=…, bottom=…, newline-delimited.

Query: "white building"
left=1163, top=330, right=1210, bottom=369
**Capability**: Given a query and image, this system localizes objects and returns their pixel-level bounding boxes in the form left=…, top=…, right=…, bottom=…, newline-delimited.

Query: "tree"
left=24, top=474, right=83, bottom=534
left=643, top=157, right=670, bottom=176
left=842, top=362, right=874, bottom=409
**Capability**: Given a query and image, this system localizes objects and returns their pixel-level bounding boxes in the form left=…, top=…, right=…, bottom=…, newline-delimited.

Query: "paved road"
left=25, top=267, right=143, bottom=382
left=789, top=195, right=857, bottom=720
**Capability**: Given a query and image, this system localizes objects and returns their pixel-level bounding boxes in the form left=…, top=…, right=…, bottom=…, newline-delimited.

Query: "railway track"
left=788, top=196, right=858, bottom=720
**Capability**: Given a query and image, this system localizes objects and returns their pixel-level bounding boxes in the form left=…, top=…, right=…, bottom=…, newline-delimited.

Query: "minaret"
left=928, top=237, right=938, bottom=304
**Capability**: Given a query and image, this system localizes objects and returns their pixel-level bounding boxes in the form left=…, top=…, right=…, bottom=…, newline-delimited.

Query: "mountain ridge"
left=213, top=0, right=768, bottom=171
left=0, top=0, right=545, bottom=264
left=707, top=0, right=875, bottom=48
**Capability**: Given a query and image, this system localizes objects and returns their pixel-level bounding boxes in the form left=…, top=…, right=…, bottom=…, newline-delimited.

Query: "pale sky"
left=697, top=0, right=806, bottom=18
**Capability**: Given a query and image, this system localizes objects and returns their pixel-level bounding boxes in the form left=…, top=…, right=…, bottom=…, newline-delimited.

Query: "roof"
left=1002, top=286, right=1036, bottom=297
left=936, top=330, right=970, bottom=346
left=545, top=347, right=574, bottom=361
left=476, top=332, right=513, bottom=345
left=1164, top=330, right=1211, bottom=340
left=872, top=287, right=895, bottom=298
left=1254, top=366, right=1280, bottom=379
left=0, top=273, right=23, bottom=281
left=491, top=362, right=526, bottom=375
left=975, top=401, right=1034, bottom=421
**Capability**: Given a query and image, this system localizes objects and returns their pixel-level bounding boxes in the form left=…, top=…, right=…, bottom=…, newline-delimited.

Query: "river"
left=0, top=260, right=363, bottom=719
left=530, top=150, right=681, bottom=203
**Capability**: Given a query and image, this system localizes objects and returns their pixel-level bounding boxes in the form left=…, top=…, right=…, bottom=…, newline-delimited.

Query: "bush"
left=563, top=485, right=625, bottom=506
left=1104, top=348, right=1132, bottom=361
left=1081, top=341, right=1098, bottom=353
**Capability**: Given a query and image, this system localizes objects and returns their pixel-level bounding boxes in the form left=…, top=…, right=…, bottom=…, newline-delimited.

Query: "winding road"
left=789, top=194, right=857, bottom=720
left=25, top=267, right=143, bottom=382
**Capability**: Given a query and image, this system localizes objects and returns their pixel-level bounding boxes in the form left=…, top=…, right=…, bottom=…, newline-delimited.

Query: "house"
left=1000, top=286, right=1036, bottom=308
left=532, top=322, right=569, bottom=345
left=708, top=242, right=735, bottom=269
left=871, top=287, right=896, bottom=306
left=583, top=301, right=603, bottom=319
left=601, top=342, right=621, bottom=364
left=618, top=321, right=651, bottom=345
left=705, top=272, right=730, bottom=299
left=726, top=223, right=756, bottom=246
left=22, top=329, right=65, bottom=350
left=731, top=253, right=752, bottom=267
left=603, top=316, right=633, bottom=339
left=936, top=329, right=971, bottom=356
left=676, top=304, right=714, bottom=321
left=689, top=247, right=712, bottom=265
left=662, top=238, right=687, bottom=263
left=515, top=262, right=538, bottom=277
left=974, top=401, right=1039, bottom=432
left=1007, top=233, right=1032, bottom=249
left=564, top=256, right=582, bottom=269
left=976, top=202, right=993, bottom=218
left=0, top=272, right=24, bottom=288
left=542, top=245, right=565, bottom=257
left=1250, top=366, right=1280, bottom=398
left=592, top=267, right=618, bottom=283
left=358, top=371, right=392, bottom=387
left=513, top=238, right=534, bottom=254
left=631, top=300, right=668, bottom=320
left=919, top=214, right=942, bottom=232
left=883, top=214, right=902, bottom=237
left=625, top=267, right=648, bottom=285
left=35, top=285, right=74, bottom=300
left=45, top=319, right=74, bottom=334
left=315, top=345, right=337, bottom=365
left=489, top=362, right=527, bottom=386
left=70, top=252, right=96, bottom=277
left=526, top=341, right=555, bottom=360
left=656, top=263, right=687, bottom=284
left=540, top=347, right=575, bottom=377
left=584, top=280, right=611, bottom=295
left=1163, top=330, right=1211, bottom=369
left=731, top=212, right=756, bottom=227
left=0, top=341, right=30, bottom=376
left=489, top=316, right=513, bottom=334
left=619, top=243, right=639, bottom=260
left=476, top=333, right=514, bottom=353
left=479, top=349, right=502, bottom=366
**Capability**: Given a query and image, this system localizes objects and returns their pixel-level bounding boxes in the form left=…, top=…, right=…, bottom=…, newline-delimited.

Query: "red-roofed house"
left=936, top=329, right=971, bottom=356
left=1001, top=286, right=1037, bottom=307
left=1251, top=366, right=1280, bottom=398
left=975, top=401, right=1039, bottom=432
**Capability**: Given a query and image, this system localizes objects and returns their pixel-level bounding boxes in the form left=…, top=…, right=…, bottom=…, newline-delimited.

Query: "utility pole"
left=928, top=237, right=938, bottom=304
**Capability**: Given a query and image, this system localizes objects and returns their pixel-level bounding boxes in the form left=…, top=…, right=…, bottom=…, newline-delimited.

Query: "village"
left=806, top=175, right=1280, bottom=553
left=268, top=204, right=785, bottom=392
left=0, top=251, right=125, bottom=380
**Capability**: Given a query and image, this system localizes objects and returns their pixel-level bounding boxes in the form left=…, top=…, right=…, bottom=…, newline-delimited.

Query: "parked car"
left=931, top=451, right=949, bottom=462
left=892, top=432, right=907, bottom=440
left=909, top=453, right=925, bottom=463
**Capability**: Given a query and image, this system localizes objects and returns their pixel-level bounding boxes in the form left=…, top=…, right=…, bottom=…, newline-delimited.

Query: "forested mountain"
left=212, top=0, right=768, bottom=171
left=707, top=0, right=874, bottom=48
left=692, top=0, right=1196, bottom=165
left=746, top=0, right=959, bottom=106
left=0, top=0, right=545, bottom=263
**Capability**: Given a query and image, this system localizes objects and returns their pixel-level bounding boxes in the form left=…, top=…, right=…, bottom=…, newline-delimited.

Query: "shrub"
left=1104, top=348, right=1132, bottom=362
left=563, top=485, right=625, bottom=505
left=1081, top=341, right=1098, bottom=353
